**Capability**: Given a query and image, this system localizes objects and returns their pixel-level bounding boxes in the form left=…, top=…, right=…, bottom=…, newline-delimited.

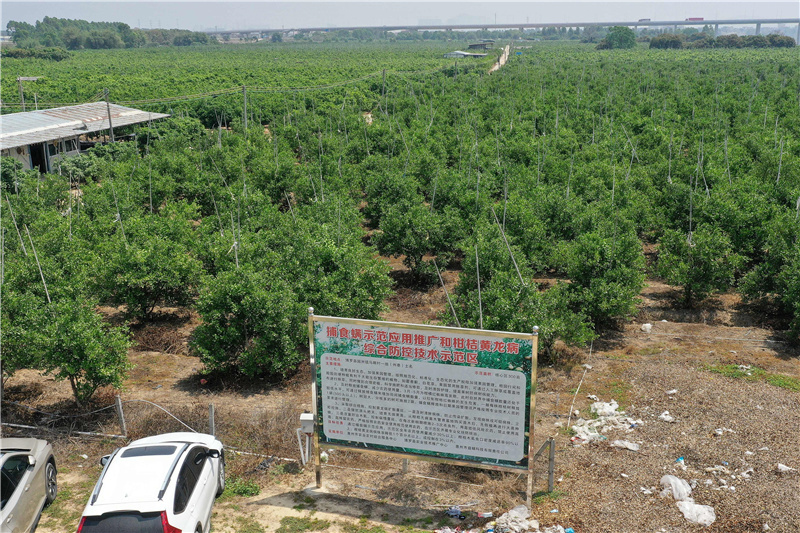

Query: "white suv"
left=77, top=433, right=225, bottom=533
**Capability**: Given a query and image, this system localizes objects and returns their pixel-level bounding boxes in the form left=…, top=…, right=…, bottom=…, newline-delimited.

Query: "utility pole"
left=104, top=88, right=115, bottom=142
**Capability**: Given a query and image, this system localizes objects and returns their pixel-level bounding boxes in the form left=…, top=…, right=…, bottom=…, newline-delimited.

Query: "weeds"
left=705, top=364, right=800, bottom=392
left=222, top=476, right=261, bottom=498
left=277, top=517, right=331, bottom=533
left=236, top=515, right=267, bottom=533
left=530, top=489, right=566, bottom=506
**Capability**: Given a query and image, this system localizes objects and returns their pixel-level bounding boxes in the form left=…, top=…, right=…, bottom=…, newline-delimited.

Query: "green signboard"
left=309, top=312, right=538, bottom=471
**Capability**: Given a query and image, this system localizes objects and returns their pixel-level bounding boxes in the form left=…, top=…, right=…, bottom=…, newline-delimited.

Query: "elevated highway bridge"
left=208, top=18, right=800, bottom=42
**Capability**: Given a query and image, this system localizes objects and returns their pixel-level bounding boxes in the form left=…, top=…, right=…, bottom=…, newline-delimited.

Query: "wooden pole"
left=547, top=437, right=555, bottom=492
left=24, top=225, right=50, bottom=304
left=104, top=88, right=115, bottom=142
left=433, top=258, right=460, bottom=328
left=115, top=395, right=127, bottom=436
left=242, top=86, right=248, bottom=135
left=209, top=403, right=216, bottom=436
left=18, top=79, right=25, bottom=112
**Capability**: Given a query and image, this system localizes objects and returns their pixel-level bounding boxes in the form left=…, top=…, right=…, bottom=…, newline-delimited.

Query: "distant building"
left=467, top=43, right=491, bottom=50
left=443, top=51, right=488, bottom=58
left=0, top=102, right=169, bottom=172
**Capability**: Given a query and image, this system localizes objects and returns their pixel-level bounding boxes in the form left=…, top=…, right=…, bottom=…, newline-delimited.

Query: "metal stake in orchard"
left=307, top=307, right=547, bottom=505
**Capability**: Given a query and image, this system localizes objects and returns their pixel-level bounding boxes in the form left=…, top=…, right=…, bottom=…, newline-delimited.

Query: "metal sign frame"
left=307, top=308, right=540, bottom=503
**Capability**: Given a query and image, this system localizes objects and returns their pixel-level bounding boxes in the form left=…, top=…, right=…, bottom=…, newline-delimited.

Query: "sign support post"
left=526, top=326, right=539, bottom=506
left=308, top=307, right=323, bottom=488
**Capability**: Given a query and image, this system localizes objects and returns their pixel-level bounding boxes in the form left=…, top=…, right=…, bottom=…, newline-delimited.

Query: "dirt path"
left=489, top=45, right=511, bottom=74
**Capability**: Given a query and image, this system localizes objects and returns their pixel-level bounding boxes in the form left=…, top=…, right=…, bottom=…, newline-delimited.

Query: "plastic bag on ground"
left=660, top=475, right=693, bottom=501
left=677, top=501, right=716, bottom=526
left=494, top=504, right=531, bottom=533
left=611, top=440, right=640, bottom=451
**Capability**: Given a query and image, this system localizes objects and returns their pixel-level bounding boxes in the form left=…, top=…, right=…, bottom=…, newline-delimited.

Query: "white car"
left=1, top=438, right=58, bottom=533
left=77, top=432, right=225, bottom=533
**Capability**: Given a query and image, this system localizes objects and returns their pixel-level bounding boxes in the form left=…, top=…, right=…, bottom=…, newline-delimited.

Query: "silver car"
left=1, top=438, right=58, bottom=533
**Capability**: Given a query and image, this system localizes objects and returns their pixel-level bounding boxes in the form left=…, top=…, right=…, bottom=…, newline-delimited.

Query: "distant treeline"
left=6, top=17, right=215, bottom=49
left=649, top=32, right=796, bottom=49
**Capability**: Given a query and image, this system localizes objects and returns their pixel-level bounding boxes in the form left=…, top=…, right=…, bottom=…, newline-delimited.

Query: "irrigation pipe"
left=1, top=422, right=126, bottom=439
left=120, top=399, right=198, bottom=433
left=565, top=341, right=592, bottom=433
left=643, top=332, right=787, bottom=343
left=1, top=400, right=117, bottom=419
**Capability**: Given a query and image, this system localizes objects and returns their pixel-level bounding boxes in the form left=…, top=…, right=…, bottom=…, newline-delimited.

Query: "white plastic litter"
left=660, top=475, right=693, bottom=501
left=593, top=400, right=620, bottom=417
left=676, top=501, right=716, bottom=526
left=641, top=323, right=653, bottom=333
left=611, top=440, right=640, bottom=452
left=714, top=427, right=734, bottom=436
left=640, top=487, right=654, bottom=495
left=494, top=505, right=532, bottom=533
left=571, top=400, right=643, bottom=443
left=542, top=527, right=566, bottom=533
left=745, top=451, right=754, bottom=456
left=587, top=394, right=599, bottom=401
left=582, top=364, right=593, bottom=369
left=777, top=463, right=796, bottom=474
left=659, top=411, right=675, bottom=423
left=740, top=468, right=754, bottom=479
left=665, top=389, right=678, bottom=395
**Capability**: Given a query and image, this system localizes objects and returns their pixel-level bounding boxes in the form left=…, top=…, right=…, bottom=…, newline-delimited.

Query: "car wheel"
left=195, top=525, right=202, bottom=533
left=216, top=452, right=226, bottom=497
left=44, top=460, right=58, bottom=505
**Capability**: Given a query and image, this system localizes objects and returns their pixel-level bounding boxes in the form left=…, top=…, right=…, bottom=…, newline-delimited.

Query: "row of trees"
left=1, top=43, right=797, bottom=406
left=6, top=17, right=214, bottom=49
left=650, top=32, right=796, bottom=49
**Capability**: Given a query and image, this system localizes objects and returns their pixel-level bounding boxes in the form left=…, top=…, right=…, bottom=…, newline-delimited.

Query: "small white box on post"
left=297, top=412, right=315, bottom=465
left=300, top=412, right=314, bottom=435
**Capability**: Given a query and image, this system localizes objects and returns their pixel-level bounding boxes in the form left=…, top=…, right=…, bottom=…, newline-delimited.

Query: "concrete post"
left=796, top=23, right=799, bottom=44
left=714, top=23, right=719, bottom=37
left=756, top=23, right=761, bottom=35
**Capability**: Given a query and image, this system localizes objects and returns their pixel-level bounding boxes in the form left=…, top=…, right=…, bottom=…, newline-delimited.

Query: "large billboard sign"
left=309, top=311, right=538, bottom=474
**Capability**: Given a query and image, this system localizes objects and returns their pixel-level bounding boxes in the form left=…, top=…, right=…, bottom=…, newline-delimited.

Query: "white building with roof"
left=0, top=102, right=169, bottom=173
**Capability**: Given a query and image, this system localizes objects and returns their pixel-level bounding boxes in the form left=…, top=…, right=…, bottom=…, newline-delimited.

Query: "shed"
left=0, top=102, right=169, bottom=173
left=467, top=43, right=491, bottom=50
left=443, top=51, right=488, bottom=58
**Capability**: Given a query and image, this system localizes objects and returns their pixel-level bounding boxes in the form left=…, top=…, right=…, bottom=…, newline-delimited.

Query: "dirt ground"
left=3, top=263, right=799, bottom=533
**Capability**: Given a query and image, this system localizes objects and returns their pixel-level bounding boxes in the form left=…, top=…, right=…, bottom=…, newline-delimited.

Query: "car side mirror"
left=207, top=449, right=221, bottom=459
left=27, top=455, right=36, bottom=467
left=100, top=455, right=110, bottom=466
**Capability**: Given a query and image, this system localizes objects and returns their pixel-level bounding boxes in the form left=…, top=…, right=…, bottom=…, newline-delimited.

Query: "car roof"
left=128, top=432, right=220, bottom=448
left=92, top=444, right=184, bottom=506
left=0, top=437, right=48, bottom=455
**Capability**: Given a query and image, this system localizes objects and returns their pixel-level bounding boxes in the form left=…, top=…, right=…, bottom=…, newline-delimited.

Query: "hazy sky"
left=2, top=1, right=797, bottom=32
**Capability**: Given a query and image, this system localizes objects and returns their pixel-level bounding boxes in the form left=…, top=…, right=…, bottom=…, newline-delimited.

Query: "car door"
left=173, top=446, right=211, bottom=531
left=186, top=447, right=215, bottom=532
left=1, top=454, right=38, bottom=533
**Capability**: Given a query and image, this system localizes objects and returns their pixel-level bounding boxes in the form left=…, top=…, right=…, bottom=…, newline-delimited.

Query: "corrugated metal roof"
left=0, top=102, right=169, bottom=150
